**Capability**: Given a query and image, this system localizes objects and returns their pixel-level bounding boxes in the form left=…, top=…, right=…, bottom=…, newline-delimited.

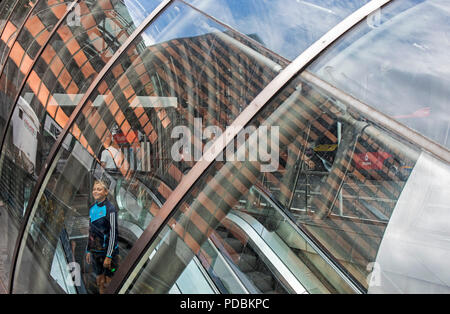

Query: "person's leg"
left=96, top=274, right=106, bottom=294
left=103, top=254, right=119, bottom=292
left=104, top=275, right=112, bottom=287
left=92, top=254, right=106, bottom=294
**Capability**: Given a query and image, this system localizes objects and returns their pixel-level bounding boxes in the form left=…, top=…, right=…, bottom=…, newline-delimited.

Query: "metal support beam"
left=6, top=0, right=81, bottom=294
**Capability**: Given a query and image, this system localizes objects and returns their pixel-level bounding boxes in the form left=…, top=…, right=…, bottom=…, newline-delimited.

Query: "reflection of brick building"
left=0, top=0, right=403, bottom=293
left=0, top=0, right=448, bottom=295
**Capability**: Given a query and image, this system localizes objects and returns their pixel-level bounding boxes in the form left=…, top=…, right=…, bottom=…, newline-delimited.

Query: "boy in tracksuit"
left=85, top=180, right=119, bottom=294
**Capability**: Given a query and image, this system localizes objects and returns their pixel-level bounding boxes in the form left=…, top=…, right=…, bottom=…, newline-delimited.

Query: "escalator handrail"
left=226, top=212, right=307, bottom=294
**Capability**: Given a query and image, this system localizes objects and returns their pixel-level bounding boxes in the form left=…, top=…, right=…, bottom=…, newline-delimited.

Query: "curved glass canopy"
left=0, top=0, right=448, bottom=294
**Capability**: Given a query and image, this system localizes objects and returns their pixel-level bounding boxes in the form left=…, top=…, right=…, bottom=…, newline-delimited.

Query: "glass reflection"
left=370, top=152, right=450, bottom=293
left=124, top=71, right=422, bottom=293
left=12, top=0, right=283, bottom=293
left=0, top=0, right=74, bottom=141
left=0, top=0, right=17, bottom=36
left=186, top=0, right=370, bottom=60
left=5, top=0, right=158, bottom=293
left=309, top=0, right=450, bottom=149
left=0, top=0, right=37, bottom=68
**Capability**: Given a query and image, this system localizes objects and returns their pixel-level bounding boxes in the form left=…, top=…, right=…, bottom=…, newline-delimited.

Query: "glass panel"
left=0, top=0, right=151, bottom=293
left=0, top=0, right=73, bottom=138
left=0, top=0, right=17, bottom=34
left=186, top=0, right=370, bottom=60
left=309, top=0, right=450, bottom=149
left=12, top=0, right=284, bottom=293
left=124, top=71, right=423, bottom=293
left=0, top=0, right=37, bottom=68
left=370, top=152, right=450, bottom=293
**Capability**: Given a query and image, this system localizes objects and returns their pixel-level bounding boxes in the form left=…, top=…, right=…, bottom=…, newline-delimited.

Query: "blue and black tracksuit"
left=86, top=199, right=119, bottom=276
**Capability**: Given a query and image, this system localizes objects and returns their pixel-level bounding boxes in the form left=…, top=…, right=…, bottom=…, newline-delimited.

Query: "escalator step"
left=224, top=238, right=244, bottom=254
left=237, top=253, right=257, bottom=272
left=245, top=271, right=273, bottom=293
left=214, top=229, right=228, bottom=240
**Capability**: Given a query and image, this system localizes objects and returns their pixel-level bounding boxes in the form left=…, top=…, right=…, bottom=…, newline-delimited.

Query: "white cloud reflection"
left=311, top=0, right=450, bottom=148
left=187, top=0, right=369, bottom=60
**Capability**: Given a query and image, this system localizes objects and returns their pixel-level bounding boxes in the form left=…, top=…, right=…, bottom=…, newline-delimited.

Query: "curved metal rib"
left=106, top=0, right=392, bottom=294
left=7, top=0, right=174, bottom=293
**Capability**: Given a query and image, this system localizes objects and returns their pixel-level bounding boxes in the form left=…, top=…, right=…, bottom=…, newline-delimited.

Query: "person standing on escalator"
left=100, top=133, right=121, bottom=174
left=85, top=180, right=119, bottom=294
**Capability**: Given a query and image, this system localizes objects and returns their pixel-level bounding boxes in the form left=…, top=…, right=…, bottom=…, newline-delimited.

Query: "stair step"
left=245, top=271, right=273, bottom=293
left=237, top=253, right=257, bottom=272
left=214, top=229, right=228, bottom=240
left=224, top=238, right=244, bottom=254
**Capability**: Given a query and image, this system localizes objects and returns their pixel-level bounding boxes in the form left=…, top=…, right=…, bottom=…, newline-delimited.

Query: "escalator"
left=111, top=175, right=219, bottom=294
left=231, top=184, right=359, bottom=294
left=26, top=167, right=359, bottom=294
left=213, top=217, right=300, bottom=294
left=116, top=173, right=359, bottom=294
left=114, top=174, right=309, bottom=294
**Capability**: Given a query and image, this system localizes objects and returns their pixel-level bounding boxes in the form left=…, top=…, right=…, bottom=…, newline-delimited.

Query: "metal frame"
left=5, top=0, right=450, bottom=294
left=301, top=71, right=450, bottom=164
left=106, top=0, right=393, bottom=294
left=7, top=0, right=173, bottom=293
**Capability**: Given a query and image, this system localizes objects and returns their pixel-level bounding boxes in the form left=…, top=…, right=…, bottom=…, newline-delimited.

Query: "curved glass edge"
left=369, top=151, right=450, bottom=293
left=309, top=0, right=450, bottom=150
left=185, top=0, right=371, bottom=60
left=9, top=0, right=284, bottom=293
